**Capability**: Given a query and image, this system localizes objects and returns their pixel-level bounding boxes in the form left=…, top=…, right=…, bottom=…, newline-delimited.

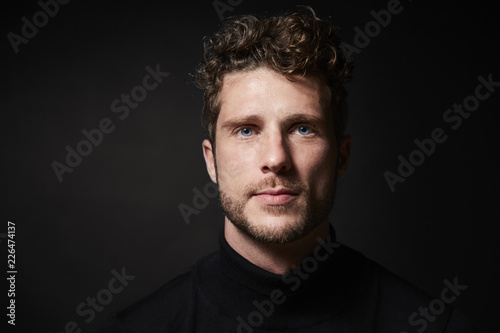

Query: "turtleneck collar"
left=195, top=224, right=378, bottom=330
left=217, top=224, right=339, bottom=296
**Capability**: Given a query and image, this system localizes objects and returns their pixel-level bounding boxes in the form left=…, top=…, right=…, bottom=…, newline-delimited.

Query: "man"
left=95, top=8, right=474, bottom=332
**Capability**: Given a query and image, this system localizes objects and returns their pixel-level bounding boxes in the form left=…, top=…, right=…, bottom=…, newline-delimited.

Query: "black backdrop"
left=2, top=0, right=499, bottom=332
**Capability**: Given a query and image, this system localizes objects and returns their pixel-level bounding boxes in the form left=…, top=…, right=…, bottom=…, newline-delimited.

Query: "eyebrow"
left=285, top=114, right=325, bottom=124
left=220, top=115, right=263, bottom=132
left=219, top=113, right=326, bottom=132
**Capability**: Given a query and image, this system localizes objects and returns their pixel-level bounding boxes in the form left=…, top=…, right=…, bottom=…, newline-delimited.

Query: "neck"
left=224, top=219, right=330, bottom=275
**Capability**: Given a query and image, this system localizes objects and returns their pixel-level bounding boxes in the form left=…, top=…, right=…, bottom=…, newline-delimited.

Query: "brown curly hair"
left=195, top=7, right=353, bottom=145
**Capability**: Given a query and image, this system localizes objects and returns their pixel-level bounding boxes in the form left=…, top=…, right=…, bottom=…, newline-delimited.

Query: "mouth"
left=252, top=188, right=299, bottom=206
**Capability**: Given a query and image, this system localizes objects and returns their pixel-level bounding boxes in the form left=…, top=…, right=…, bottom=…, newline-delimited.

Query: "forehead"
left=217, top=67, right=331, bottom=123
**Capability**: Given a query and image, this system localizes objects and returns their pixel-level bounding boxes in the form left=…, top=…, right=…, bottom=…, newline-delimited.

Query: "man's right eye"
left=238, top=127, right=253, bottom=137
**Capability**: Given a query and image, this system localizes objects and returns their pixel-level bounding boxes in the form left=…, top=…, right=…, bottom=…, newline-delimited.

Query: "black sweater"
left=94, top=228, right=475, bottom=332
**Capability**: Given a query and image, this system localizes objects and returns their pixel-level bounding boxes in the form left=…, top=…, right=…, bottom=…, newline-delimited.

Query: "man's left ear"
left=336, top=135, right=351, bottom=179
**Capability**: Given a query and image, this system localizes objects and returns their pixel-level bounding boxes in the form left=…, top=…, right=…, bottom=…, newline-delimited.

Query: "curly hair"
left=195, top=7, right=354, bottom=145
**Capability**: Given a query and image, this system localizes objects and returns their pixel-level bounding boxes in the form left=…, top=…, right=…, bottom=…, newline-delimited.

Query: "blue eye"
left=239, top=127, right=253, bottom=137
left=296, top=126, right=311, bottom=135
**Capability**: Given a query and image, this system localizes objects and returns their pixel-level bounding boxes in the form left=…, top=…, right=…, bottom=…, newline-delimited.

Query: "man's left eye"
left=294, top=126, right=312, bottom=135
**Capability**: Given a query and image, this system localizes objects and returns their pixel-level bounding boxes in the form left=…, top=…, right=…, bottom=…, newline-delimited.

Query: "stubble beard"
left=218, top=173, right=338, bottom=244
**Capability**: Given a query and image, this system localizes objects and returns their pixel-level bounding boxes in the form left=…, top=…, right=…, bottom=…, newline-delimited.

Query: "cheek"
left=216, top=144, right=254, bottom=188
left=301, top=145, right=337, bottom=189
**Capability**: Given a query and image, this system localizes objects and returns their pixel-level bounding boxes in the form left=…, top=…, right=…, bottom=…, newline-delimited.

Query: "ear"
left=336, top=135, right=351, bottom=179
left=202, top=139, right=217, bottom=183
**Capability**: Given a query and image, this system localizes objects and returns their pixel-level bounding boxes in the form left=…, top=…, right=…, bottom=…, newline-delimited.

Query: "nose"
left=259, top=130, right=292, bottom=175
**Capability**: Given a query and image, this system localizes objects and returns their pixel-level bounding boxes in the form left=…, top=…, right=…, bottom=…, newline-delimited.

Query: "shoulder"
left=343, top=245, right=476, bottom=332
left=93, top=253, right=215, bottom=333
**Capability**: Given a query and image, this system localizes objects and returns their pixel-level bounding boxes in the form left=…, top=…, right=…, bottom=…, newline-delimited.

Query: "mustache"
left=243, top=177, right=308, bottom=197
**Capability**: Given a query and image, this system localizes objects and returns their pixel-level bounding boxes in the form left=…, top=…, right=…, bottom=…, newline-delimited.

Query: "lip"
left=254, top=187, right=297, bottom=195
left=253, top=188, right=298, bottom=205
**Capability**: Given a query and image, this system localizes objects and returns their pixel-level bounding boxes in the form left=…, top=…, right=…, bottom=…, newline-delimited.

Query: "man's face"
left=203, top=67, right=350, bottom=244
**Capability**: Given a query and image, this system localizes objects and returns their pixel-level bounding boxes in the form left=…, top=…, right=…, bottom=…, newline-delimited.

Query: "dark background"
left=2, top=0, right=499, bottom=332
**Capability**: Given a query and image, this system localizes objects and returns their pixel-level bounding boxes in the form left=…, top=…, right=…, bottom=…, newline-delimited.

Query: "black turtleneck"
left=94, top=226, right=475, bottom=332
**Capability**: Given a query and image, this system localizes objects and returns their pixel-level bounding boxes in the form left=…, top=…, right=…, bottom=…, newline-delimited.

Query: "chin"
left=238, top=211, right=314, bottom=244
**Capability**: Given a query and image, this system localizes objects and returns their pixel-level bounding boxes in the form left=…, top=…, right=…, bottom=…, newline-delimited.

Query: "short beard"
left=218, top=174, right=337, bottom=244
